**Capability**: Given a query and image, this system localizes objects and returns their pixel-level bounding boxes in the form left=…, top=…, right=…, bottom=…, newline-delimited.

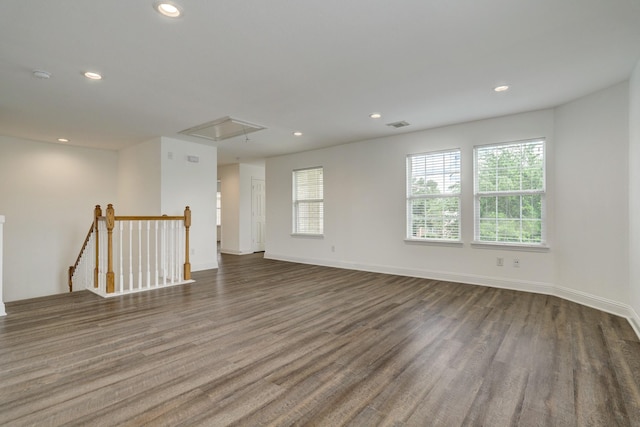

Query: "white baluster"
left=128, top=220, right=133, bottom=291
left=138, top=221, right=142, bottom=290
left=146, top=220, right=151, bottom=288
left=100, top=220, right=106, bottom=293
left=170, top=220, right=175, bottom=283
left=119, top=221, right=124, bottom=293
left=163, top=220, right=167, bottom=286
left=178, top=220, right=183, bottom=281
left=154, top=221, right=159, bottom=288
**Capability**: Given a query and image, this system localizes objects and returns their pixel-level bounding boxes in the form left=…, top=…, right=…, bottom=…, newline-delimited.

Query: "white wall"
left=219, top=164, right=240, bottom=254
left=554, top=82, right=630, bottom=304
left=0, top=136, right=118, bottom=301
left=160, top=137, right=218, bottom=271
left=219, top=163, right=265, bottom=255
left=118, top=138, right=161, bottom=214
left=629, top=61, right=640, bottom=329
left=266, top=110, right=556, bottom=293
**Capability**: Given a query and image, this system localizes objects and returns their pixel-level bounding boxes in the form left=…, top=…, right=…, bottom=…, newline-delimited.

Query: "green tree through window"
left=407, top=149, right=461, bottom=240
left=474, top=139, right=545, bottom=244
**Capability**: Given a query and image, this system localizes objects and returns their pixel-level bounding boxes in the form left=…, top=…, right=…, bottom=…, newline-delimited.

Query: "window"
left=216, top=191, right=221, bottom=226
left=407, top=149, right=461, bottom=241
left=293, top=167, right=324, bottom=235
left=474, top=139, right=545, bottom=245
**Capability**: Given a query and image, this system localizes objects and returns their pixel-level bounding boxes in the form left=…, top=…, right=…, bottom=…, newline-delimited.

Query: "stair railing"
left=69, top=204, right=193, bottom=296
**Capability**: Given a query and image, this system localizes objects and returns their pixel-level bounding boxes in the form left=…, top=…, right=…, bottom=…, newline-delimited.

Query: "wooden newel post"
left=68, top=266, right=74, bottom=292
left=184, top=206, right=191, bottom=280
left=106, top=204, right=115, bottom=293
left=93, top=205, right=102, bottom=289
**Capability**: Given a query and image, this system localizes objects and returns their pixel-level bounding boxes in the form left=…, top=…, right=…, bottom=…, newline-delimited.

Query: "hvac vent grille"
left=386, top=120, right=410, bottom=128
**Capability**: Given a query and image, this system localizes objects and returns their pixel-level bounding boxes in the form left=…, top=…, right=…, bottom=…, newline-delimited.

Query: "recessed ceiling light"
left=494, top=85, right=510, bottom=92
left=369, top=113, right=382, bottom=119
left=57, top=138, right=69, bottom=143
left=32, top=70, right=51, bottom=79
left=154, top=1, right=183, bottom=17
left=293, top=131, right=303, bottom=136
left=84, top=71, right=103, bottom=80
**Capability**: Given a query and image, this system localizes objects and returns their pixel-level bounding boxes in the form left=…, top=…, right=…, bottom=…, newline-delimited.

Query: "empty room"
left=1, top=0, right=640, bottom=425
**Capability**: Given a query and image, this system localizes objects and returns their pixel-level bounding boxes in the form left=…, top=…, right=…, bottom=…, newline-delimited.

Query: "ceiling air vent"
left=179, top=116, right=266, bottom=141
left=386, top=120, right=410, bottom=129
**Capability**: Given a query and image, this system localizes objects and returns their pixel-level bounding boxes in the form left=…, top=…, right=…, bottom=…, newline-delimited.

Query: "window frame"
left=292, top=166, right=324, bottom=236
left=473, top=138, right=547, bottom=248
left=216, top=191, right=221, bottom=226
left=406, top=148, right=462, bottom=243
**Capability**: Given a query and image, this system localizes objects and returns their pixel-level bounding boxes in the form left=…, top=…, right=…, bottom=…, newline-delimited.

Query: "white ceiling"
left=2, top=0, right=640, bottom=165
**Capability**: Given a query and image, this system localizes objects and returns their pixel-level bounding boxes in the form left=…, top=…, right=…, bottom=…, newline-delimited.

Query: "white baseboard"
left=87, top=280, right=196, bottom=298
left=628, top=307, right=640, bottom=338
left=553, top=284, right=632, bottom=319
left=264, top=252, right=640, bottom=339
left=0, top=302, right=5, bottom=316
left=220, top=248, right=254, bottom=255
left=192, top=261, right=218, bottom=271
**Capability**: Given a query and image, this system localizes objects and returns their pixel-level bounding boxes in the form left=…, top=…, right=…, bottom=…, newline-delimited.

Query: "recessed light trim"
left=369, top=112, right=382, bottom=119
left=494, top=85, right=510, bottom=92
left=57, top=138, right=69, bottom=143
left=293, top=131, right=303, bottom=136
left=154, top=1, right=183, bottom=17
left=84, top=71, right=103, bottom=80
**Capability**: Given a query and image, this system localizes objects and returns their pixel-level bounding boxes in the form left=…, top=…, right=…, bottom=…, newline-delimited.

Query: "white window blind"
left=407, top=149, right=461, bottom=241
left=293, top=167, right=324, bottom=235
left=216, top=191, right=221, bottom=226
left=474, top=139, right=545, bottom=244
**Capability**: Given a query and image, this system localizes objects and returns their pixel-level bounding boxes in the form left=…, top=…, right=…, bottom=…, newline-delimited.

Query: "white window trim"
left=404, top=238, right=464, bottom=247
left=406, top=148, right=462, bottom=243
left=473, top=138, right=547, bottom=248
left=292, top=166, right=324, bottom=236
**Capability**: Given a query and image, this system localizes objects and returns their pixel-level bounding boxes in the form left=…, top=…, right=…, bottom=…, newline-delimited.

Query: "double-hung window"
left=474, top=139, right=545, bottom=245
left=216, top=191, right=221, bottom=226
left=407, top=149, right=461, bottom=241
left=293, top=167, right=324, bottom=235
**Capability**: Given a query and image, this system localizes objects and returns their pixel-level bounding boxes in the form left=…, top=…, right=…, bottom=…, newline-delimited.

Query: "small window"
left=474, top=138, right=545, bottom=245
left=293, top=167, right=324, bottom=235
left=216, top=191, right=221, bottom=226
left=407, top=149, right=461, bottom=241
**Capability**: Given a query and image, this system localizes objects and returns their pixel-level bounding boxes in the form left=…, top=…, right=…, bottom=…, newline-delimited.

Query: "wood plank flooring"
left=1, top=253, right=639, bottom=426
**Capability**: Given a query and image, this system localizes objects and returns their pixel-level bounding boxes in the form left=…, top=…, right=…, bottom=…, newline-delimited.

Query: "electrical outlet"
left=513, top=258, right=520, bottom=268
left=496, top=257, right=504, bottom=267
left=331, top=245, right=335, bottom=252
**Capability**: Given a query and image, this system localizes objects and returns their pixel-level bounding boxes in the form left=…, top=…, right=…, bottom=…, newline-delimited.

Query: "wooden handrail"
left=113, top=215, right=185, bottom=221
left=68, top=223, right=95, bottom=292
left=70, top=204, right=193, bottom=294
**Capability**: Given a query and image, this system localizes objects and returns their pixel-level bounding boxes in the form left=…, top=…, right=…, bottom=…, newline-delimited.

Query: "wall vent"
left=386, top=120, right=410, bottom=128
left=179, top=116, right=266, bottom=141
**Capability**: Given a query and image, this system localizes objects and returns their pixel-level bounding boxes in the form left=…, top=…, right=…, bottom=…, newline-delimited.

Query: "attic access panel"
left=179, top=116, right=266, bottom=141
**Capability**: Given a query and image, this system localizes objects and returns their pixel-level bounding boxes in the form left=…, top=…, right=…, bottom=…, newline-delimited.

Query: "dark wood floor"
left=1, top=253, right=639, bottom=426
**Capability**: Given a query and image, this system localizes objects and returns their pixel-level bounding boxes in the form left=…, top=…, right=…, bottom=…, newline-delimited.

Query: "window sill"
left=404, top=238, right=463, bottom=247
left=291, top=233, right=324, bottom=239
left=470, top=241, right=550, bottom=252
